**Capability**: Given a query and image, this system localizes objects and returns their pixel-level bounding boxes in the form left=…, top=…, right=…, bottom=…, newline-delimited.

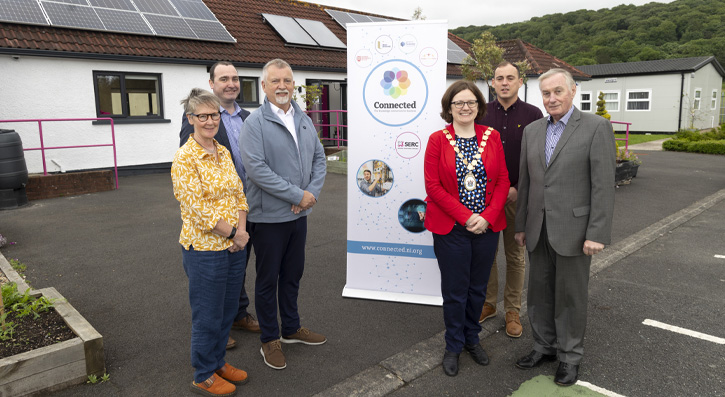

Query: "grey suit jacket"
left=240, top=98, right=326, bottom=224
left=515, top=107, right=616, bottom=256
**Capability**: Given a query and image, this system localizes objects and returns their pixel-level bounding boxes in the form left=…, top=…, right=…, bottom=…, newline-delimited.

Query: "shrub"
left=663, top=139, right=725, bottom=154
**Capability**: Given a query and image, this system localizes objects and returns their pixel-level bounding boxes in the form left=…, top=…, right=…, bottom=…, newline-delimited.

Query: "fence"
left=0, top=118, right=118, bottom=189
left=611, top=120, right=632, bottom=153
left=307, top=110, right=347, bottom=149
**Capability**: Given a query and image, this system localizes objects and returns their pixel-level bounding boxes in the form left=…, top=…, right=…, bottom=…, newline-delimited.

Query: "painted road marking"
left=577, top=380, right=627, bottom=397
left=643, top=319, right=725, bottom=344
left=714, top=254, right=725, bottom=259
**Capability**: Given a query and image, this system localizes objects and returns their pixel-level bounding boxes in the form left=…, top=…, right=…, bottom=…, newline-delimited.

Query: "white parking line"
left=643, top=319, right=725, bottom=344
left=576, top=380, right=627, bottom=396
left=714, top=254, right=725, bottom=259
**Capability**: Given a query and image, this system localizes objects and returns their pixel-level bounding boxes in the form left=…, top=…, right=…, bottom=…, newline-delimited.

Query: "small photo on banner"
left=356, top=160, right=394, bottom=198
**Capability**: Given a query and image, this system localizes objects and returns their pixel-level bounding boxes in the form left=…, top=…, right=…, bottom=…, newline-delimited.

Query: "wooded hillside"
left=450, top=0, right=725, bottom=66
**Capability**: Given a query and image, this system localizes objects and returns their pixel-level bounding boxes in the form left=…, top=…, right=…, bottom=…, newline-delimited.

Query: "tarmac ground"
left=1, top=148, right=724, bottom=396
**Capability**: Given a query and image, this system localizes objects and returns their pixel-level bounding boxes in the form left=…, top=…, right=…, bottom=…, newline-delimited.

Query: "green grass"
left=614, top=134, right=671, bottom=145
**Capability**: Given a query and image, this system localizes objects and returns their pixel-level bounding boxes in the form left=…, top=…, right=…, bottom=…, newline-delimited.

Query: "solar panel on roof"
left=88, top=0, right=135, bottom=11
left=133, top=0, right=177, bottom=16
left=325, top=9, right=356, bottom=28
left=42, top=1, right=105, bottom=30
left=95, top=8, right=153, bottom=35
left=262, top=13, right=317, bottom=47
left=186, top=19, right=235, bottom=42
left=0, top=0, right=49, bottom=25
left=169, top=0, right=215, bottom=21
left=295, top=18, right=345, bottom=49
left=447, top=38, right=469, bottom=65
left=49, top=0, right=91, bottom=5
left=144, top=13, right=195, bottom=38
left=368, top=16, right=389, bottom=22
left=351, top=14, right=373, bottom=23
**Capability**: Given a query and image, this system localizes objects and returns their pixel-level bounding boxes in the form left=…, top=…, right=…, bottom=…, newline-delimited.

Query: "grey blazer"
left=515, top=107, right=616, bottom=256
left=240, top=98, right=326, bottom=224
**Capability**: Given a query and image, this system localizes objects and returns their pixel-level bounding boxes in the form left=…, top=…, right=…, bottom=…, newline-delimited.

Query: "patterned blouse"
left=171, top=134, right=249, bottom=251
left=456, top=136, right=487, bottom=213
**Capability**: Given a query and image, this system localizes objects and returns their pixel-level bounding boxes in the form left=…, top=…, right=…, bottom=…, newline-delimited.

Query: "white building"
left=577, top=56, right=725, bottom=133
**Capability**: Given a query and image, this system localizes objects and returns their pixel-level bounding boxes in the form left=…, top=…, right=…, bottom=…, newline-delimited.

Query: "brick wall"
left=25, top=171, right=115, bottom=200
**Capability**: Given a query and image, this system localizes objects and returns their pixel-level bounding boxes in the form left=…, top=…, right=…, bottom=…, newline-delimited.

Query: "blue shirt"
left=220, top=102, right=246, bottom=186
left=545, top=106, right=575, bottom=166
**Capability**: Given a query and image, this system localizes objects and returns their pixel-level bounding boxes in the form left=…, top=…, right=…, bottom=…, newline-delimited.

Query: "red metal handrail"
left=0, top=117, right=118, bottom=189
left=611, top=120, right=632, bottom=153
left=306, top=109, right=348, bottom=150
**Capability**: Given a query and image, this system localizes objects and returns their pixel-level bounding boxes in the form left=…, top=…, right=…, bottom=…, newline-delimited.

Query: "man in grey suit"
left=241, top=59, right=327, bottom=371
left=514, top=69, right=616, bottom=386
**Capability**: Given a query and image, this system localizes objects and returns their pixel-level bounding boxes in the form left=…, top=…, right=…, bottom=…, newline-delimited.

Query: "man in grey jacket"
left=514, top=69, right=616, bottom=386
left=240, top=59, right=327, bottom=371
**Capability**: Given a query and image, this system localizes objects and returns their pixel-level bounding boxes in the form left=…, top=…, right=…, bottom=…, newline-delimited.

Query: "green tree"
left=596, top=92, right=611, bottom=121
left=412, top=7, right=426, bottom=21
left=461, top=32, right=505, bottom=96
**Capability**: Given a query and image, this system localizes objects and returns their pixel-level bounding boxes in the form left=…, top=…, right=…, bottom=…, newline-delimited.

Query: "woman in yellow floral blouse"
left=172, top=88, right=250, bottom=397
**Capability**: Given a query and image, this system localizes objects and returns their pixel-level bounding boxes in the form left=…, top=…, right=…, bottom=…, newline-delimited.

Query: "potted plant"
left=615, top=142, right=641, bottom=184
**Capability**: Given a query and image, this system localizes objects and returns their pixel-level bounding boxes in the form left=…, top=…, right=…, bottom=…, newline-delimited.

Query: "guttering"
left=677, top=72, right=684, bottom=131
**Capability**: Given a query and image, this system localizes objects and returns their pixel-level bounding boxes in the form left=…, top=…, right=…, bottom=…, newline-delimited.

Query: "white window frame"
left=711, top=89, right=718, bottom=110
left=625, top=89, right=652, bottom=112
left=600, top=90, right=620, bottom=112
left=693, top=88, right=702, bottom=110
left=579, top=91, right=592, bottom=112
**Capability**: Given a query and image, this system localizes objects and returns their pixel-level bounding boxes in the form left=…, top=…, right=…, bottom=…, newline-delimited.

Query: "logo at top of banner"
left=380, top=68, right=410, bottom=99
left=364, top=59, right=428, bottom=127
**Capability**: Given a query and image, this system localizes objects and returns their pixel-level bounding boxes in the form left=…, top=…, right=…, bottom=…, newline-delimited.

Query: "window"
left=626, top=90, right=651, bottom=111
left=712, top=89, right=718, bottom=110
left=693, top=88, right=702, bottom=110
left=580, top=92, right=592, bottom=112
left=601, top=91, right=620, bottom=112
left=237, top=77, right=259, bottom=106
left=93, top=71, right=163, bottom=120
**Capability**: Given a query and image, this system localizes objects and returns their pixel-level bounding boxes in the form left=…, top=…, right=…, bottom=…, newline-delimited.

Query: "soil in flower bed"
left=0, top=308, right=76, bottom=358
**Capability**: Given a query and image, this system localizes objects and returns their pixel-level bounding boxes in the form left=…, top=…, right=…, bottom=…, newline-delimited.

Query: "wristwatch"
left=228, top=226, right=237, bottom=239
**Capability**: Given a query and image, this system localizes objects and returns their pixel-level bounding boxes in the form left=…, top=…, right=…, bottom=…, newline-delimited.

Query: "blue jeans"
left=433, top=224, right=499, bottom=353
left=182, top=245, right=246, bottom=383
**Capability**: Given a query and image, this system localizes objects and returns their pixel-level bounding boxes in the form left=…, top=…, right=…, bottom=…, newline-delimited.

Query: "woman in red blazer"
left=424, top=80, right=509, bottom=377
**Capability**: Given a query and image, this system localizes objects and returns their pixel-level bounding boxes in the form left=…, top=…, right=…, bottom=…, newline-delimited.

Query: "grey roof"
left=576, top=56, right=725, bottom=78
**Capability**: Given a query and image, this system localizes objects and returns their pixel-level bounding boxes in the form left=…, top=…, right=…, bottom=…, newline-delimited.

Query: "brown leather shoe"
left=479, top=303, right=497, bottom=323
left=260, top=340, right=286, bottom=370
left=215, top=363, right=248, bottom=385
left=232, top=314, right=261, bottom=333
left=505, top=311, right=523, bottom=338
left=226, top=335, right=236, bottom=350
left=190, top=373, right=236, bottom=396
left=281, top=327, right=327, bottom=345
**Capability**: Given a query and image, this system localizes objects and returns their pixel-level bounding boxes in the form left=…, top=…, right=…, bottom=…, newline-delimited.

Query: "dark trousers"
left=527, top=220, right=591, bottom=365
left=251, top=217, right=307, bottom=343
left=234, top=220, right=253, bottom=321
left=433, top=224, right=499, bottom=353
left=182, top=245, right=246, bottom=382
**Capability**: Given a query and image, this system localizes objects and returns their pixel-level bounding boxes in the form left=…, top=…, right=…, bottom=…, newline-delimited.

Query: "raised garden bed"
left=0, top=255, right=105, bottom=396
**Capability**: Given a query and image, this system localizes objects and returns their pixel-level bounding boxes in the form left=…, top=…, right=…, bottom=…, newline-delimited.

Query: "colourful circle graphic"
left=380, top=68, right=411, bottom=99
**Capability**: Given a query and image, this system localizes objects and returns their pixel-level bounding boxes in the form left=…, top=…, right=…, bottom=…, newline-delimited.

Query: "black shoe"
left=554, top=362, right=579, bottom=386
left=464, top=343, right=490, bottom=366
left=442, top=350, right=460, bottom=376
left=515, top=350, right=557, bottom=369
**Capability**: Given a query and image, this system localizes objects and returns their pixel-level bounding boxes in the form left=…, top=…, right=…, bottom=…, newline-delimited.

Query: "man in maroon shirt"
left=476, top=61, right=543, bottom=337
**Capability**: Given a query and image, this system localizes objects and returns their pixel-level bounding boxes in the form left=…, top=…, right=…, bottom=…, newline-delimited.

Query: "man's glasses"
left=190, top=112, right=221, bottom=122
left=451, top=100, right=478, bottom=109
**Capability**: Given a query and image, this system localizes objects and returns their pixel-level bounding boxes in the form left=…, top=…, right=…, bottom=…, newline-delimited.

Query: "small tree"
left=461, top=32, right=504, bottom=97
left=461, top=32, right=532, bottom=98
left=596, top=92, right=611, bottom=121
left=412, top=7, right=426, bottom=20
left=293, top=85, right=323, bottom=111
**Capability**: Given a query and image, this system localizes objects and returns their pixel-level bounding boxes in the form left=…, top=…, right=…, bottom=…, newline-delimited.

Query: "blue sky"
left=303, top=0, right=676, bottom=29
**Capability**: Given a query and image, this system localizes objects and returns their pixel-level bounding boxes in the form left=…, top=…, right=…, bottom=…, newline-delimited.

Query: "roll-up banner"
left=344, top=20, right=448, bottom=305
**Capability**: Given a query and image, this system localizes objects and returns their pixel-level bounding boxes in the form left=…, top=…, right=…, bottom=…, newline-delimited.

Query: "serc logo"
left=380, top=68, right=411, bottom=99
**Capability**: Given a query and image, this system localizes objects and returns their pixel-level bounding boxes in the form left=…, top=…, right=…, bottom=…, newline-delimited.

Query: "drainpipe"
left=677, top=72, right=684, bottom=131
